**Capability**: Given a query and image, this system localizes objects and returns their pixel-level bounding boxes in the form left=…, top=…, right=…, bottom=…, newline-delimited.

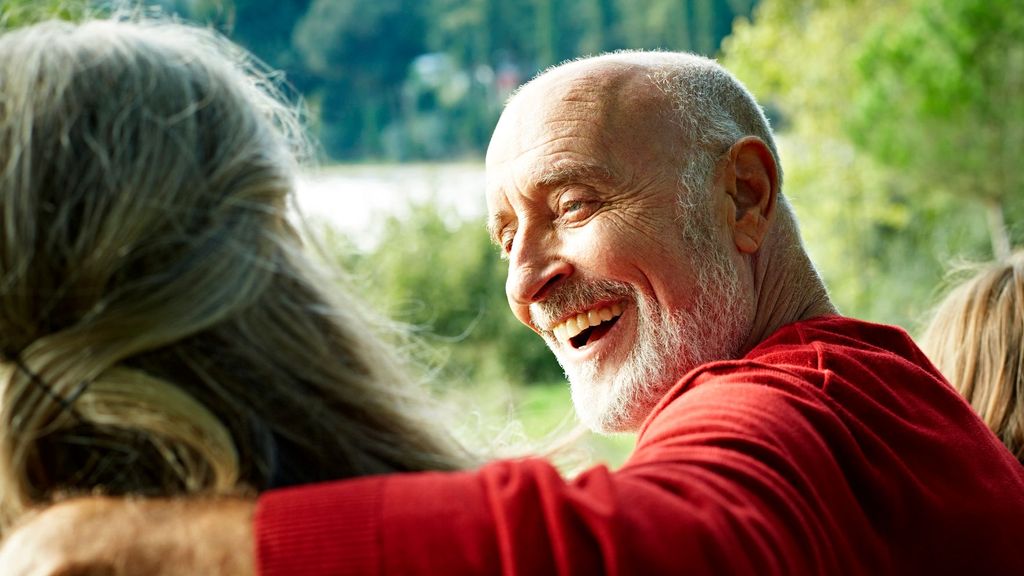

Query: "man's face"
left=485, top=67, right=753, bottom=433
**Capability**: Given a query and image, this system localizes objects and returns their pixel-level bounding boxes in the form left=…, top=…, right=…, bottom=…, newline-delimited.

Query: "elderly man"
left=3, top=52, right=1023, bottom=575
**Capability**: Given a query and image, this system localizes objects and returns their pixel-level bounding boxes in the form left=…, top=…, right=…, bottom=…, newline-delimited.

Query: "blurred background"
left=3, top=0, right=1021, bottom=468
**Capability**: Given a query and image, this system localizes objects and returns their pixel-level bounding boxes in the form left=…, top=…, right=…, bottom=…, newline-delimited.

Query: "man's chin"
left=569, top=374, right=661, bottom=434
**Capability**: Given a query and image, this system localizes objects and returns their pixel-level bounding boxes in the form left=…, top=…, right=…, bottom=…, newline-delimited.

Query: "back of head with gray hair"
left=0, top=16, right=471, bottom=533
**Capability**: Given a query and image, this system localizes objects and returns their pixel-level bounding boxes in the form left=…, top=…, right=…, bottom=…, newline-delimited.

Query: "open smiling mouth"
left=552, top=303, right=623, bottom=349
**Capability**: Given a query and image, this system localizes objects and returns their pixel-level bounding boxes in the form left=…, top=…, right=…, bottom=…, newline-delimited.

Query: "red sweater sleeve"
left=255, top=380, right=868, bottom=575
left=255, top=318, right=1024, bottom=575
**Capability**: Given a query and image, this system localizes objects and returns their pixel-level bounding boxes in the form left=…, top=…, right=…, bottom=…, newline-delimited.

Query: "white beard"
left=569, top=270, right=749, bottom=434
left=533, top=218, right=752, bottom=434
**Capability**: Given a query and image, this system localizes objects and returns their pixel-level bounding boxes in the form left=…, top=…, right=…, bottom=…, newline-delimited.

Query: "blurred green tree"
left=177, top=0, right=758, bottom=161
left=723, top=0, right=1018, bottom=329
left=332, top=200, right=565, bottom=387
left=850, top=0, right=1024, bottom=260
left=188, top=0, right=312, bottom=73
left=293, top=0, right=428, bottom=158
left=0, top=0, right=91, bottom=28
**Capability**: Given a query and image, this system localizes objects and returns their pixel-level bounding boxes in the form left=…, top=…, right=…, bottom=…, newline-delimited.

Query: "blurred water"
left=294, top=162, right=486, bottom=249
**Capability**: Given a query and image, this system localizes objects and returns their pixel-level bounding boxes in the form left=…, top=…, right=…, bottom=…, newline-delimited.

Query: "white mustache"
left=529, top=279, right=633, bottom=332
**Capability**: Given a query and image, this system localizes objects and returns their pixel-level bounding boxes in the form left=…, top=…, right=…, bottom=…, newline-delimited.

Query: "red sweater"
left=256, top=317, right=1024, bottom=575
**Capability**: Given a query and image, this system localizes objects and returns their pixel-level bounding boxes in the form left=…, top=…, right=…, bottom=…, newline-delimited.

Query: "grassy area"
left=441, top=381, right=635, bottom=474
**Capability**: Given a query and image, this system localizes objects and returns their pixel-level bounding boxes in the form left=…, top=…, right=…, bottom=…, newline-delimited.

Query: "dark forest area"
left=176, top=0, right=756, bottom=161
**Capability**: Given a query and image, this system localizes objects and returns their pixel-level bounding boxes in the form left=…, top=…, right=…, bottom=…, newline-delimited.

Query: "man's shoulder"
left=751, top=315, right=920, bottom=359
left=638, top=314, right=951, bottom=444
left=747, top=315, right=943, bottom=389
left=662, top=315, right=932, bottom=400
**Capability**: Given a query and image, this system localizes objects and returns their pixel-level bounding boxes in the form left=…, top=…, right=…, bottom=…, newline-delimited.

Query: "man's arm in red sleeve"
left=255, top=374, right=874, bottom=576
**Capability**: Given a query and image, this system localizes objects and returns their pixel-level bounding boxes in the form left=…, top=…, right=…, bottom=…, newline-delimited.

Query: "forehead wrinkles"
left=486, top=76, right=612, bottom=236
left=522, top=68, right=675, bottom=178
left=486, top=65, right=664, bottom=236
left=504, top=71, right=639, bottom=183
left=518, top=81, right=610, bottom=156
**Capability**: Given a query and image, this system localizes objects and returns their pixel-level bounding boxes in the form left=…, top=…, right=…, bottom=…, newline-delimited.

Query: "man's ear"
left=724, top=136, right=778, bottom=254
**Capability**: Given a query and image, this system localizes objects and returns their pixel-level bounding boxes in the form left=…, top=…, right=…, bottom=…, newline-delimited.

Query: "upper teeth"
left=552, top=303, right=623, bottom=343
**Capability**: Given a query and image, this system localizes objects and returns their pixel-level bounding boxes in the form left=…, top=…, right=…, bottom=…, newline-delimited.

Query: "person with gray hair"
left=0, top=16, right=474, bottom=574
left=4, top=51, right=1024, bottom=575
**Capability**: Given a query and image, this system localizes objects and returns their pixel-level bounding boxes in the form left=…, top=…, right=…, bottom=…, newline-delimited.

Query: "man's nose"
left=505, top=230, right=573, bottom=307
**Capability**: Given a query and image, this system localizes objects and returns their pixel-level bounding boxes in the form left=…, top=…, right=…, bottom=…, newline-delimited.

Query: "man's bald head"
left=503, top=51, right=783, bottom=203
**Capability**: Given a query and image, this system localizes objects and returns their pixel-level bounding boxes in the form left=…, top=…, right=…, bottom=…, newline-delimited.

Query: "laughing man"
left=4, top=52, right=1024, bottom=576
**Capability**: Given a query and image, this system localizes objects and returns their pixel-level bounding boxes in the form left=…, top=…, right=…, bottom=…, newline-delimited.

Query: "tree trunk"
left=985, top=197, right=1012, bottom=260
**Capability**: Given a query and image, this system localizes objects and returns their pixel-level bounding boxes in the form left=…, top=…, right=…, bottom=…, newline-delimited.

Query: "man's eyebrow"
left=534, top=160, right=617, bottom=190
left=486, top=211, right=509, bottom=245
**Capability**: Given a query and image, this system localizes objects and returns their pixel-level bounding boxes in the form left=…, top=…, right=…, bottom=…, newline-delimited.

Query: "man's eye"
left=559, top=198, right=597, bottom=221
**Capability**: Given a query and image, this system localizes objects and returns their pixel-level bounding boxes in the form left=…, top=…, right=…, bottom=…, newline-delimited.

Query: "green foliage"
left=329, top=197, right=564, bottom=387
left=317, top=194, right=635, bottom=467
left=723, top=0, right=1020, bottom=330
left=292, top=0, right=428, bottom=157
left=0, top=0, right=93, bottom=28
left=171, top=0, right=757, bottom=160
left=850, top=0, right=1024, bottom=258
left=190, top=0, right=313, bottom=72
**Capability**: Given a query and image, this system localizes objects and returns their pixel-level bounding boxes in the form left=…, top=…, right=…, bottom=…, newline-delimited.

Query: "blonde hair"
left=920, top=252, right=1024, bottom=463
left=0, top=17, right=470, bottom=532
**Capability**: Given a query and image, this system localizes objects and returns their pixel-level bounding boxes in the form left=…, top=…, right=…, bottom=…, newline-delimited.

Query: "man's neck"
left=741, top=237, right=838, bottom=355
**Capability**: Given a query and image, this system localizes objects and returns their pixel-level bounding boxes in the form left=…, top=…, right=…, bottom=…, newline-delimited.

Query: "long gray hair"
left=0, top=17, right=470, bottom=532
